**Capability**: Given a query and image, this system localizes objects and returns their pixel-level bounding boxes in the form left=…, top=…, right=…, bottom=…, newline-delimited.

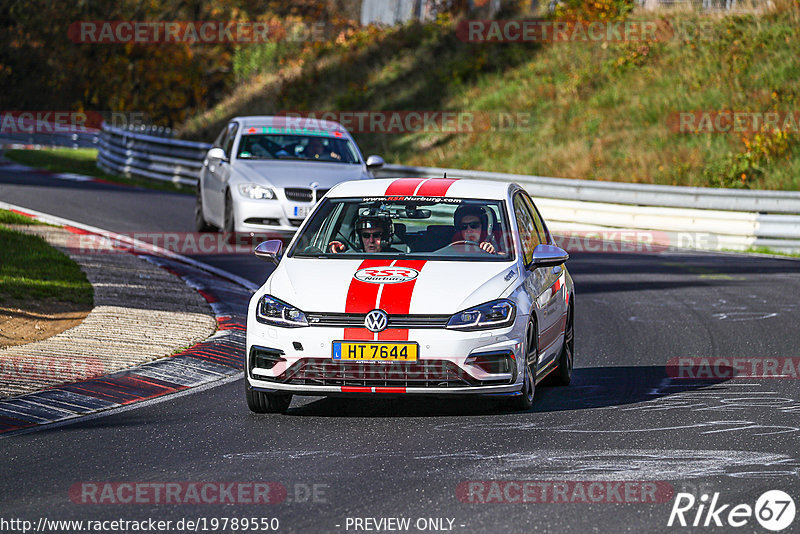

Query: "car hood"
left=265, top=258, right=518, bottom=315
left=232, top=160, right=369, bottom=189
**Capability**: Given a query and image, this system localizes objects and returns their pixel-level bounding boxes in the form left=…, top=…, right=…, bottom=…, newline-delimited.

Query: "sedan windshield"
left=289, top=197, right=514, bottom=261
left=237, top=131, right=360, bottom=164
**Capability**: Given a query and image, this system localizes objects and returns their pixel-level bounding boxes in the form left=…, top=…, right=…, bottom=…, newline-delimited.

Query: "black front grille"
left=283, top=188, right=328, bottom=203
left=244, top=217, right=280, bottom=226
left=305, top=313, right=450, bottom=329
left=284, top=188, right=313, bottom=202
left=257, top=359, right=511, bottom=388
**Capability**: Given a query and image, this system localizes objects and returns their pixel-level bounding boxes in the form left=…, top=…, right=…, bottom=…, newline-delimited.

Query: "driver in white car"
left=328, top=216, right=397, bottom=253
left=453, top=205, right=496, bottom=254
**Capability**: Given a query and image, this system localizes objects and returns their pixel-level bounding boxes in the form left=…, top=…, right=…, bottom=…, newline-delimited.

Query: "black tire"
left=546, top=305, right=574, bottom=386
left=195, top=187, right=216, bottom=232
left=245, top=383, right=292, bottom=414
left=222, top=191, right=236, bottom=234
left=223, top=190, right=235, bottom=234
left=508, top=321, right=537, bottom=411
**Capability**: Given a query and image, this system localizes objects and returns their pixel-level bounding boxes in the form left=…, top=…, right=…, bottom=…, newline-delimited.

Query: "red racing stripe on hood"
left=344, top=259, right=394, bottom=340
left=376, top=260, right=427, bottom=341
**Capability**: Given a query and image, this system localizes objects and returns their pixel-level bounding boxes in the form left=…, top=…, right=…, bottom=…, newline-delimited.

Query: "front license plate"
left=332, top=342, right=418, bottom=362
left=293, top=206, right=311, bottom=218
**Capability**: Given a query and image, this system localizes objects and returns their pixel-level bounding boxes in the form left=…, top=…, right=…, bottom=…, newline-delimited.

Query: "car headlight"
left=239, top=183, right=276, bottom=200
left=446, top=299, right=516, bottom=331
left=256, top=295, right=308, bottom=327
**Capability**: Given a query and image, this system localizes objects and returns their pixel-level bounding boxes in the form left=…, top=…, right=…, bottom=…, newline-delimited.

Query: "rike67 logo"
left=668, top=490, right=796, bottom=531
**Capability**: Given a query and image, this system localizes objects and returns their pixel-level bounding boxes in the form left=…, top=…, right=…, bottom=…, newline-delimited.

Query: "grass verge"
left=3, top=148, right=191, bottom=194
left=724, top=246, right=800, bottom=259
left=0, top=212, right=93, bottom=305
left=179, top=8, right=800, bottom=190
left=0, top=210, right=48, bottom=226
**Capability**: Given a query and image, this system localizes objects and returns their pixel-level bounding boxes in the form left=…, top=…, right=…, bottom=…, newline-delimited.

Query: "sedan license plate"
left=332, top=342, right=418, bottom=362
left=293, top=206, right=311, bottom=218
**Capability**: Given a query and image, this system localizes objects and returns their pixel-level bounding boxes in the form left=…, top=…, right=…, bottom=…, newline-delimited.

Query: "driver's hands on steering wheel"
left=449, top=240, right=496, bottom=254
left=328, top=241, right=346, bottom=253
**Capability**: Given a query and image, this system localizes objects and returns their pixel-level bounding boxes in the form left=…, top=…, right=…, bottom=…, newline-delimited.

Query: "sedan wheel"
left=223, top=191, right=235, bottom=234
left=194, top=187, right=215, bottom=232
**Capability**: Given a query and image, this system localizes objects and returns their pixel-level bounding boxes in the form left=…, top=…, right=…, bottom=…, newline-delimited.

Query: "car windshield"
left=236, top=131, right=360, bottom=164
left=289, top=197, right=514, bottom=261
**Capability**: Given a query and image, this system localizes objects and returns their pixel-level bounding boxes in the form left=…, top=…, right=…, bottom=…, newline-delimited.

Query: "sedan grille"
left=284, top=188, right=329, bottom=203
left=284, top=188, right=313, bottom=202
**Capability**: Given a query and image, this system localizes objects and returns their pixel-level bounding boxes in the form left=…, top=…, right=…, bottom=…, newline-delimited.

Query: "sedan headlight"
left=446, top=299, right=516, bottom=331
left=239, top=183, right=276, bottom=200
left=256, top=295, right=308, bottom=327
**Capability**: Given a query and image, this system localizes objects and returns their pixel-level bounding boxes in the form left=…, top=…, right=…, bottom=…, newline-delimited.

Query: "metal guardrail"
left=97, top=123, right=211, bottom=186
left=376, top=165, right=800, bottom=253
left=94, top=124, right=800, bottom=252
left=0, top=130, right=99, bottom=149
left=378, top=164, right=800, bottom=214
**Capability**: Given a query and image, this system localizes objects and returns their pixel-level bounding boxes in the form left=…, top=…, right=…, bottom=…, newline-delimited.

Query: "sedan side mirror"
left=254, top=240, right=283, bottom=265
left=529, top=244, right=569, bottom=269
left=366, top=155, right=385, bottom=172
left=207, top=147, right=227, bottom=161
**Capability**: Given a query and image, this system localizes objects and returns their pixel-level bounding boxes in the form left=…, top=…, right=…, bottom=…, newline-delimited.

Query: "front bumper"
left=245, top=319, right=527, bottom=396
left=247, top=382, right=523, bottom=397
left=232, top=195, right=312, bottom=234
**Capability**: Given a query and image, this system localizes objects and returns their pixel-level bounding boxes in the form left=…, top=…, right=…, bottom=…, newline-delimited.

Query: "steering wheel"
left=438, top=240, right=492, bottom=254
left=328, top=230, right=358, bottom=253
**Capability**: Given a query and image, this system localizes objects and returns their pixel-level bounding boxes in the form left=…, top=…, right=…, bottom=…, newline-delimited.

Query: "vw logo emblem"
left=364, top=309, right=388, bottom=332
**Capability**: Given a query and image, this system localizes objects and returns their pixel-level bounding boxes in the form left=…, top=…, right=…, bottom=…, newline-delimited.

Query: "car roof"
left=231, top=115, right=348, bottom=134
left=328, top=178, right=515, bottom=200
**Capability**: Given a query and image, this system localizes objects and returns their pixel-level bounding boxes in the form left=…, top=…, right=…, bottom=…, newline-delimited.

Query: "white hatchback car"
left=195, top=115, right=384, bottom=236
left=245, top=178, right=575, bottom=413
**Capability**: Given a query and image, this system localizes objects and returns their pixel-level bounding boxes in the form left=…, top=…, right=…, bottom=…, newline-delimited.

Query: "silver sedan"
left=196, top=115, right=384, bottom=236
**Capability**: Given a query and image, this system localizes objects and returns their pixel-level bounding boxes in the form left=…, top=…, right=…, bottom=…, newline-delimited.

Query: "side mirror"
left=254, top=240, right=283, bottom=265
left=529, top=244, right=569, bottom=269
left=207, top=147, right=227, bottom=161
left=366, top=155, right=385, bottom=171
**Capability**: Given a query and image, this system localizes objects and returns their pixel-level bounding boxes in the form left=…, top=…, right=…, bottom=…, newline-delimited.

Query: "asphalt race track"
left=1, top=167, right=799, bottom=533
